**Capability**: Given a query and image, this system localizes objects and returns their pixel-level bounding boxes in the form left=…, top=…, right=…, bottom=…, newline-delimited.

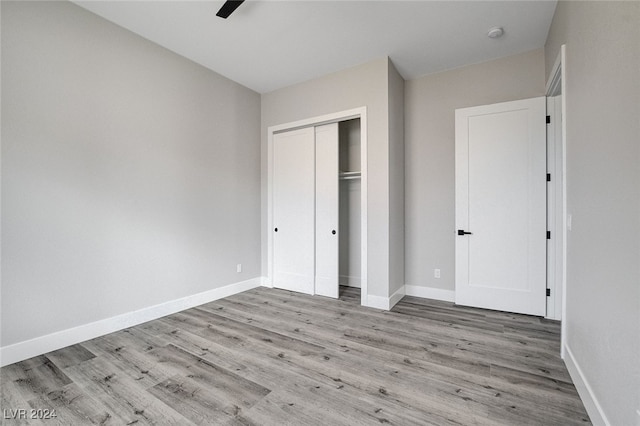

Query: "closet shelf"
left=339, top=171, right=361, bottom=180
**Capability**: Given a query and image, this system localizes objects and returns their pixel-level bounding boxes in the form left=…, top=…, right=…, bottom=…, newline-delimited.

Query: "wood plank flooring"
left=1, top=287, right=591, bottom=425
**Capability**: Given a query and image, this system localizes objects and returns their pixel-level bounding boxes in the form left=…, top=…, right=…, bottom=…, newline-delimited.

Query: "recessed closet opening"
left=266, top=107, right=368, bottom=306
left=338, top=119, right=362, bottom=292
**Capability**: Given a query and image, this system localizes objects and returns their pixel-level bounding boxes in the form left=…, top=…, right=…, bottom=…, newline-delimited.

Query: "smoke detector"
left=487, top=27, right=504, bottom=39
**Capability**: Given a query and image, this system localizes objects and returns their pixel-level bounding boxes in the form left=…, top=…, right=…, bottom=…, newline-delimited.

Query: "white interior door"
left=273, top=127, right=315, bottom=294
left=455, top=97, right=546, bottom=316
left=315, top=123, right=339, bottom=298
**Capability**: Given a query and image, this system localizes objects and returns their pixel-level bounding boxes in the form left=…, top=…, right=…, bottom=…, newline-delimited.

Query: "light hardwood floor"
left=1, top=287, right=590, bottom=425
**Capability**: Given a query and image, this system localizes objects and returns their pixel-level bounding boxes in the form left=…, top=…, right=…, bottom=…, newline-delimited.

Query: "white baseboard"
left=405, top=285, right=455, bottom=302
left=0, top=277, right=262, bottom=367
left=364, top=294, right=387, bottom=310
left=261, top=276, right=273, bottom=288
left=339, top=275, right=361, bottom=288
left=364, top=286, right=405, bottom=311
left=389, top=286, right=405, bottom=309
left=564, top=344, right=609, bottom=426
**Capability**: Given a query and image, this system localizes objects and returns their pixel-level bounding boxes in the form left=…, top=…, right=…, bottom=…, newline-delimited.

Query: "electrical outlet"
left=236, top=264, right=242, bottom=273
left=434, top=269, right=441, bottom=279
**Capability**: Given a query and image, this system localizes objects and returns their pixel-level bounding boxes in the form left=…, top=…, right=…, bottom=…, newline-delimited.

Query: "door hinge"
left=547, top=173, right=551, bottom=182
left=547, top=231, right=551, bottom=239
left=546, top=288, right=551, bottom=297
left=546, top=115, right=551, bottom=124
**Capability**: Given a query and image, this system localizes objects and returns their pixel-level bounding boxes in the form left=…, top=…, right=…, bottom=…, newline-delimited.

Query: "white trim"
left=405, top=285, right=456, bottom=302
left=267, top=107, right=368, bottom=307
left=564, top=344, right=609, bottom=426
left=560, top=45, right=568, bottom=359
left=364, top=286, right=404, bottom=311
left=389, top=286, right=405, bottom=309
left=365, top=294, right=390, bottom=310
left=359, top=111, right=368, bottom=307
left=261, top=276, right=272, bottom=288
left=0, top=278, right=262, bottom=367
left=269, top=108, right=364, bottom=135
left=546, top=44, right=568, bottom=357
left=339, top=275, right=361, bottom=288
left=546, top=46, right=563, bottom=95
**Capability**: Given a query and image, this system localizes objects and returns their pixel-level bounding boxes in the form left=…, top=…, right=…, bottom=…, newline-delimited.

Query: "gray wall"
left=388, top=60, right=405, bottom=296
left=261, top=58, right=394, bottom=298
left=1, top=1, right=261, bottom=347
left=545, top=2, right=640, bottom=424
left=404, top=49, right=546, bottom=292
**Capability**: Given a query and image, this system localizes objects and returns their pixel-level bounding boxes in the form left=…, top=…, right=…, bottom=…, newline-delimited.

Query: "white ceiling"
left=73, top=1, right=557, bottom=94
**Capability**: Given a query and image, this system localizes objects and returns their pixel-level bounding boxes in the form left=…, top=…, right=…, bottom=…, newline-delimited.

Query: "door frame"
left=266, top=107, right=368, bottom=306
left=546, top=45, right=567, bottom=356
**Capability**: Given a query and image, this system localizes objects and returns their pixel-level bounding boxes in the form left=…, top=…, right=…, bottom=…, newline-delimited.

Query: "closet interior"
left=338, top=118, right=362, bottom=291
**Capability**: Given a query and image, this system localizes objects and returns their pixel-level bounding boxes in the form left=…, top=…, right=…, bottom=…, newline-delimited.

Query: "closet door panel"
left=273, top=127, right=315, bottom=294
left=315, top=123, right=339, bottom=298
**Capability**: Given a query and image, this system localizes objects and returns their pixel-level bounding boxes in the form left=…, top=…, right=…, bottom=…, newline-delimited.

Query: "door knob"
left=274, top=228, right=278, bottom=232
left=457, top=229, right=472, bottom=235
left=332, top=230, right=336, bottom=235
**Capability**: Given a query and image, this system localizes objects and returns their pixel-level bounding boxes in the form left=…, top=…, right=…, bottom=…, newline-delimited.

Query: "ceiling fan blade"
left=216, top=0, right=245, bottom=19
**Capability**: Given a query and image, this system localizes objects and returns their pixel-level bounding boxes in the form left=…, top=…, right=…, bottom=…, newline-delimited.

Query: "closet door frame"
left=266, top=107, right=368, bottom=306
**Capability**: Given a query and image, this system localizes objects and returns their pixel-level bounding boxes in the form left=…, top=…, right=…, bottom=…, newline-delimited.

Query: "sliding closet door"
left=315, top=123, right=339, bottom=298
left=273, top=127, right=315, bottom=294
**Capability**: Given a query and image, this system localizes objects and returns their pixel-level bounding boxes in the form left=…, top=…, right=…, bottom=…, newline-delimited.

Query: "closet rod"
left=339, top=171, right=361, bottom=179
